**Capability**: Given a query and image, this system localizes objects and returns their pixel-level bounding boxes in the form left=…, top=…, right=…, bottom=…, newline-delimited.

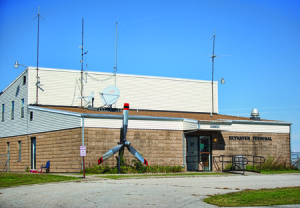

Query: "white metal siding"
left=200, top=123, right=232, bottom=131
left=183, top=120, right=199, bottom=131
left=200, top=121, right=290, bottom=133
left=230, top=123, right=290, bottom=133
left=84, top=118, right=122, bottom=129
left=84, top=118, right=196, bottom=131
left=28, top=67, right=218, bottom=113
left=28, top=109, right=81, bottom=134
left=0, top=70, right=29, bottom=138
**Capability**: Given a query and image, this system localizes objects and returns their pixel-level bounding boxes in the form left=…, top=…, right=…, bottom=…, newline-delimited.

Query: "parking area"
left=0, top=173, right=300, bottom=208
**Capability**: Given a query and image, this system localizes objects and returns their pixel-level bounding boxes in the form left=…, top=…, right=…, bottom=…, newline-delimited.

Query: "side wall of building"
left=0, top=70, right=29, bottom=138
left=1, top=127, right=184, bottom=173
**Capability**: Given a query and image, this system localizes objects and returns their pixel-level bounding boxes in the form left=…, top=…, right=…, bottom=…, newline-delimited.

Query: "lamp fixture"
left=14, top=61, right=27, bottom=69
left=219, top=78, right=225, bottom=84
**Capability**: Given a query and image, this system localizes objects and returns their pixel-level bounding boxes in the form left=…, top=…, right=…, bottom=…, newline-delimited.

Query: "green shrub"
left=82, top=163, right=184, bottom=174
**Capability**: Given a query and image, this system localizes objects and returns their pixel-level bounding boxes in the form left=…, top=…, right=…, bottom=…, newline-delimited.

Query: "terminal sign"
left=80, top=146, right=86, bottom=157
left=229, top=136, right=272, bottom=141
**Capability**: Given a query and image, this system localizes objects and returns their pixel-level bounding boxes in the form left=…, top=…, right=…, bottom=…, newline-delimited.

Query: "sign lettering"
left=229, top=136, right=272, bottom=141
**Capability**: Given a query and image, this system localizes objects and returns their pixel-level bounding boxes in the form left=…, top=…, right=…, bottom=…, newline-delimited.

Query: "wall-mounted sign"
left=229, top=136, right=272, bottom=141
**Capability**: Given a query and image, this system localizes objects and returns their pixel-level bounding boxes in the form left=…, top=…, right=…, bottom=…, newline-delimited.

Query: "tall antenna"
left=210, top=28, right=216, bottom=117
left=80, top=18, right=88, bottom=108
left=36, top=6, right=40, bottom=104
left=81, top=18, right=84, bottom=108
left=114, top=21, right=118, bottom=86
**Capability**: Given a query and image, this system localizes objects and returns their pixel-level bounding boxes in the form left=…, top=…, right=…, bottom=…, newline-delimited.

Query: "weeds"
left=223, top=155, right=299, bottom=172
left=261, top=155, right=298, bottom=171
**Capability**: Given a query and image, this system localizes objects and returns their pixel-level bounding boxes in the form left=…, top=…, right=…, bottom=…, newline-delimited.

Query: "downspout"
left=81, top=116, right=85, bottom=170
left=290, top=124, right=292, bottom=167
left=182, top=121, right=200, bottom=168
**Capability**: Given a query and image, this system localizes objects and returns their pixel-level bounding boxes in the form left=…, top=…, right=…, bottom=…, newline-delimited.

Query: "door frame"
left=186, top=135, right=212, bottom=171
left=31, top=137, right=36, bottom=170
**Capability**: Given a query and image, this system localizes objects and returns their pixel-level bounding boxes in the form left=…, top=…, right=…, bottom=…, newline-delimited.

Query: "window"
left=1, top=104, right=4, bottom=122
left=21, top=99, right=24, bottom=118
left=23, top=76, right=26, bottom=85
left=18, top=141, right=21, bottom=161
left=30, top=111, right=33, bottom=121
left=11, top=101, right=14, bottom=120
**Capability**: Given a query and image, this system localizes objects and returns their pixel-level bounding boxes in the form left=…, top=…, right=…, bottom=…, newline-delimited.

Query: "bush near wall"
left=81, top=160, right=183, bottom=174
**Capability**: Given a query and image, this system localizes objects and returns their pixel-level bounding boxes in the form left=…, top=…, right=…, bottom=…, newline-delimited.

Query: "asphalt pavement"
left=0, top=173, right=300, bottom=208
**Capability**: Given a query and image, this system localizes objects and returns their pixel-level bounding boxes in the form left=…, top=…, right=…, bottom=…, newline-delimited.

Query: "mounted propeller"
left=98, top=103, right=148, bottom=168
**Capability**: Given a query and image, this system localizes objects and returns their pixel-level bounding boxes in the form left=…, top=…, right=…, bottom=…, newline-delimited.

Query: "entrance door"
left=31, top=137, right=36, bottom=170
left=186, top=136, right=199, bottom=171
left=199, top=136, right=211, bottom=171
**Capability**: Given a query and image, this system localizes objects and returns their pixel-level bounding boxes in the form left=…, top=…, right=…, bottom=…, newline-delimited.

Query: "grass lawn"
left=204, top=187, right=300, bottom=207
left=0, top=172, right=79, bottom=188
left=261, top=170, right=300, bottom=174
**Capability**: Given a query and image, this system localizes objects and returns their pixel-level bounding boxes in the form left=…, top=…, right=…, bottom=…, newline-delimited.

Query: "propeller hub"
left=125, top=140, right=131, bottom=146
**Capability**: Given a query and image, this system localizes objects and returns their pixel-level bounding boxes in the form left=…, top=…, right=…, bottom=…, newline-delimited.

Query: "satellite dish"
left=85, top=92, right=94, bottom=104
left=100, top=85, right=120, bottom=106
left=80, top=92, right=94, bottom=105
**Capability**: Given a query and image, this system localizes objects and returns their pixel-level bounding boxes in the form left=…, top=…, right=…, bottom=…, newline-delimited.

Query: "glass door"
left=31, top=137, right=36, bottom=170
left=186, top=136, right=199, bottom=171
left=199, top=136, right=211, bottom=171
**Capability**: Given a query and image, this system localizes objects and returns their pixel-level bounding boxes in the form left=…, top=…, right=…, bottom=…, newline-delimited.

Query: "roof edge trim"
left=28, top=106, right=199, bottom=123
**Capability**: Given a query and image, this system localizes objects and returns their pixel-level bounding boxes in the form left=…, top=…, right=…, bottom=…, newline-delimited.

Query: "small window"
left=23, top=76, right=26, bottom=85
left=30, top=111, right=33, bottom=121
left=11, top=101, right=14, bottom=120
left=18, top=141, right=21, bottom=161
left=21, top=99, right=25, bottom=118
left=1, top=104, right=4, bottom=122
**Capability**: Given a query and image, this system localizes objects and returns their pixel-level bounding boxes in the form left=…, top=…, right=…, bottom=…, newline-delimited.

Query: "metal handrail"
left=213, top=155, right=265, bottom=175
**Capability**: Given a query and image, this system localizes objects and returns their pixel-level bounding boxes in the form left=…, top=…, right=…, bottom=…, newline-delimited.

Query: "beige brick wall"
left=84, top=128, right=184, bottom=168
left=212, top=132, right=290, bottom=171
left=0, top=135, right=30, bottom=172
left=1, top=128, right=184, bottom=173
left=0, top=128, right=82, bottom=173
left=0, top=128, right=290, bottom=173
left=34, top=128, right=82, bottom=172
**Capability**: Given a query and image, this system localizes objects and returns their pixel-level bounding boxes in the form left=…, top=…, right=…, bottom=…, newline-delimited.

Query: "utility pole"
left=210, top=29, right=216, bottom=117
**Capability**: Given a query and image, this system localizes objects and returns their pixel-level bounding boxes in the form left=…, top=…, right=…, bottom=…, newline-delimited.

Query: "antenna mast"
left=114, top=21, right=118, bottom=86
left=80, top=18, right=88, bottom=108
left=36, top=6, right=40, bottom=104
left=210, top=28, right=216, bottom=117
left=81, top=18, right=84, bottom=108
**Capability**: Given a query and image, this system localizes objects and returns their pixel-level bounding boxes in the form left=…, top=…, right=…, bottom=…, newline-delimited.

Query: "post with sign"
left=80, top=146, right=86, bottom=178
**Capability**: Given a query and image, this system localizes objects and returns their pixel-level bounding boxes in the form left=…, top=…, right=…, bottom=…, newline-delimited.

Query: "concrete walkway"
left=0, top=173, right=299, bottom=208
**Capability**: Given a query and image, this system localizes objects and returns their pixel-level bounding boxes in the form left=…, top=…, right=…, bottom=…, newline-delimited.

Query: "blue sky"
left=1, top=0, right=300, bottom=152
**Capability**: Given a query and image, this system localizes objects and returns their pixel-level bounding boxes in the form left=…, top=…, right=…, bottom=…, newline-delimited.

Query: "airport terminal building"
left=0, top=67, right=291, bottom=172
